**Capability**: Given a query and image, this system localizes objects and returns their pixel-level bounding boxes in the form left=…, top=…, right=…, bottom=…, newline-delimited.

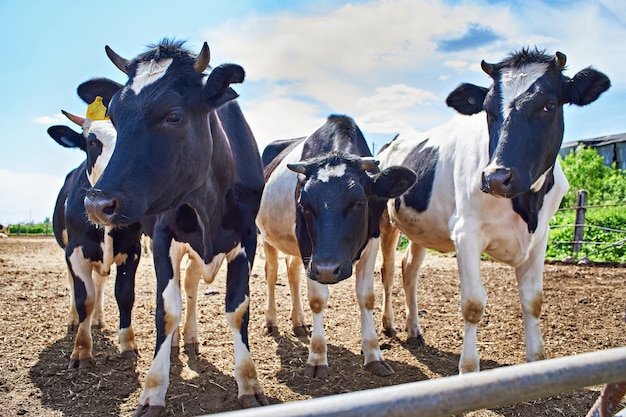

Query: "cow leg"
left=91, top=271, right=107, bottom=328
left=379, top=211, right=400, bottom=338
left=263, top=241, right=280, bottom=336
left=225, top=239, right=268, bottom=408
left=401, top=241, right=427, bottom=347
left=454, top=225, right=487, bottom=374
left=115, top=250, right=140, bottom=359
left=135, top=237, right=182, bottom=415
left=182, top=254, right=203, bottom=359
left=514, top=231, right=549, bottom=363
left=286, top=255, right=308, bottom=338
left=66, top=265, right=79, bottom=332
left=67, top=247, right=96, bottom=369
left=305, top=278, right=329, bottom=378
left=357, top=238, right=394, bottom=377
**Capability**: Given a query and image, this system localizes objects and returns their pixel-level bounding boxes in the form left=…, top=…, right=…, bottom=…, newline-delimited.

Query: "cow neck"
left=191, top=111, right=236, bottom=263
left=511, top=165, right=555, bottom=233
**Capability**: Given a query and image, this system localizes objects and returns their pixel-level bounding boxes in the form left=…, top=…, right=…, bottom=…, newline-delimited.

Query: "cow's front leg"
left=515, top=231, right=549, bottom=363
left=305, top=278, right=329, bottom=378
left=134, top=244, right=181, bottom=417
left=357, top=238, right=394, bottom=377
left=401, top=242, right=427, bottom=347
left=67, top=247, right=96, bottom=369
left=182, top=254, right=203, bottom=359
left=225, top=245, right=268, bottom=408
left=379, top=211, right=399, bottom=338
left=453, top=222, right=486, bottom=374
left=115, top=249, right=140, bottom=359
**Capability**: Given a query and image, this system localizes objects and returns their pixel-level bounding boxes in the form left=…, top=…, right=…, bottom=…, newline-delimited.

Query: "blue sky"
left=1, top=0, right=624, bottom=224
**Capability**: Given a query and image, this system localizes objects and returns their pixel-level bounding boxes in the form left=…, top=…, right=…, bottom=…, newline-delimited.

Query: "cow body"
left=257, top=115, right=415, bottom=378
left=0, top=224, right=9, bottom=238
left=82, top=40, right=267, bottom=414
left=48, top=105, right=143, bottom=366
left=378, top=48, right=610, bottom=374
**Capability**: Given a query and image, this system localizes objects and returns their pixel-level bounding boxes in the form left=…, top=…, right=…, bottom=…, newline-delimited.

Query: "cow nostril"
left=333, top=265, right=341, bottom=277
left=102, top=201, right=117, bottom=216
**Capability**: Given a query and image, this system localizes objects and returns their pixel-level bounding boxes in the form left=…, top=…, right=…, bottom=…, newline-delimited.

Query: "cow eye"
left=349, top=200, right=366, bottom=212
left=299, top=202, right=315, bottom=218
left=543, top=102, right=556, bottom=112
left=165, top=111, right=183, bottom=125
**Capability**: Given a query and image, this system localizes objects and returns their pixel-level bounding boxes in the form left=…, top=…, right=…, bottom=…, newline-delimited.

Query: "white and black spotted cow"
left=377, top=48, right=610, bottom=374
left=0, top=224, right=9, bottom=238
left=82, top=40, right=268, bottom=415
left=48, top=80, right=144, bottom=367
left=257, top=115, right=415, bottom=378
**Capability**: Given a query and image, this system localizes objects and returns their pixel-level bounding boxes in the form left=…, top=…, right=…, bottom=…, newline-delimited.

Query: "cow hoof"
left=120, top=349, right=139, bottom=359
left=238, top=393, right=270, bottom=408
left=266, top=325, right=279, bottom=337
left=133, top=404, right=165, bottom=417
left=184, top=342, right=200, bottom=360
left=170, top=345, right=180, bottom=358
left=304, top=364, right=329, bottom=379
left=407, top=334, right=425, bottom=348
left=293, top=325, right=310, bottom=340
left=68, top=358, right=95, bottom=369
left=383, top=327, right=397, bottom=338
left=365, top=360, right=394, bottom=377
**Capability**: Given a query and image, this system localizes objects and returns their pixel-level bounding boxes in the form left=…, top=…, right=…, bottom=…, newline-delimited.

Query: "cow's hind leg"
left=357, top=238, right=394, bottom=377
left=182, top=254, right=203, bottom=359
left=263, top=241, right=281, bottom=336
left=286, top=255, right=308, bottom=338
left=66, top=265, right=79, bottom=332
left=379, top=212, right=400, bottom=338
left=67, top=247, right=96, bottom=369
left=91, top=271, right=107, bottom=328
left=401, top=241, right=427, bottom=347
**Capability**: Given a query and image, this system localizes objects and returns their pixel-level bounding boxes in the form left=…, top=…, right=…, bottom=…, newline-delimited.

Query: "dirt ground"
left=0, top=236, right=624, bottom=417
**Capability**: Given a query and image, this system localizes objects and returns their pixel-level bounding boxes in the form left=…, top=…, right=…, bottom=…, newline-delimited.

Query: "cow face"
left=446, top=48, right=610, bottom=198
left=83, top=40, right=244, bottom=226
left=289, top=152, right=415, bottom=284
left=47, top=115, right=116, bottom=187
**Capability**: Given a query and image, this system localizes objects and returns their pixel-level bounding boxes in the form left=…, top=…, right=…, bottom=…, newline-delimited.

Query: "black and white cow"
left=0, top=224, right=9, bottom=238
left=82, top=40, right=268, bottom=415
left=257, top=115, right=415, bottom=378
left=48, top=85, right=144, bottom=367
left=377, top=48, right=610, bottom=374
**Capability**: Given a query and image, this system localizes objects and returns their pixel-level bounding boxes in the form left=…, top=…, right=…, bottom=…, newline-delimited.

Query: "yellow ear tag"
left=85, top=96, right=110, bottom=120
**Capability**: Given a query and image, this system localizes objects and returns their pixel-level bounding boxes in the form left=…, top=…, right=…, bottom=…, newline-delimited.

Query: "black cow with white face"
left=256, top=115, right=415, bottom=378
left=377, top=48, right=610, bottom=375
left=48, top=83, right=144, bottom=367
left=82, top=40, right=267, bottom=415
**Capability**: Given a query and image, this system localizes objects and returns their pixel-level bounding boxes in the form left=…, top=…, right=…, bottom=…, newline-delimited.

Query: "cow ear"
left=77, top=78, right=123, bottom=108
left=564, top=67, right=610, bottom=106
left=205, top=64, right=245, bottom=108
left=372, top=166, right=416, bottom=198
left=446, top=83, right=489, bottom=115
left=47, top=125, right=86, bottom=152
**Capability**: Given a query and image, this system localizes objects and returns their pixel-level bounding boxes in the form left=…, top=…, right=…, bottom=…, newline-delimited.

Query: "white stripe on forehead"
left=316, top=162, right=347, bottom=182
left=500, top=62, right=549, bottom=118
left=131, top=58, right=173, bottom=94
left=86, top=120, right=117, bottom=186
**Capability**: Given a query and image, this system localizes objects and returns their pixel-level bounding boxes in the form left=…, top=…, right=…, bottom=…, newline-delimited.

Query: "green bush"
left=548, top=146, right=626, bottom=262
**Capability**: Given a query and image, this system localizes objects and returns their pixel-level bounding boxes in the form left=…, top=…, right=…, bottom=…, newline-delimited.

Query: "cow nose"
left=311, top=259, right=343, bottom=284
left=84, top=188, right=119, bottom=225
left=481, top=168, right=513, bottom=197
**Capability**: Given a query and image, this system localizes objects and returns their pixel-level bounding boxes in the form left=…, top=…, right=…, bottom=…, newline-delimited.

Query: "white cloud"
left=0, top=169, right=65, bottom=224
left=34, top=114, right=66, bottom=124
left=358, top=84, right=437, bottom=110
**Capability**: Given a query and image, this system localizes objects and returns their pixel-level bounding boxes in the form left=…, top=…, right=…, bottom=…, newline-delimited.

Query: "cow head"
left=446, top=47, right=610, bottom=198
left=83, top=40, right=245, bottom=229
left=288, top=152, right=415, bottom=284
left=48, top=79, right=122, bottom=186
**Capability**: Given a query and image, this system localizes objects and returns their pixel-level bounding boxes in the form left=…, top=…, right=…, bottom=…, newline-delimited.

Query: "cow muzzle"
left=481, top=167, right=516, bottom=198
left=84, top=189, right=120, bottom=226
left=309, top=258, right=350, bottom=284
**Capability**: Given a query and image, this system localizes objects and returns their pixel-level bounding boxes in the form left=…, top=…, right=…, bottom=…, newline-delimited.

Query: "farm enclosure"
left=0, top=236, right=624, bottom=416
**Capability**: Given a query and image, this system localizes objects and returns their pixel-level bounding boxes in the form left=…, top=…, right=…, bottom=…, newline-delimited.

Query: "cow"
left=0, top=224, right=8, bottom=238
left=377, top=47, right=610, bottom=375
left=47, top=86, right=144, bottom=367
left=256, top=115, right=416, bottom=378
left=82, top=39, right=268, bottom=415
